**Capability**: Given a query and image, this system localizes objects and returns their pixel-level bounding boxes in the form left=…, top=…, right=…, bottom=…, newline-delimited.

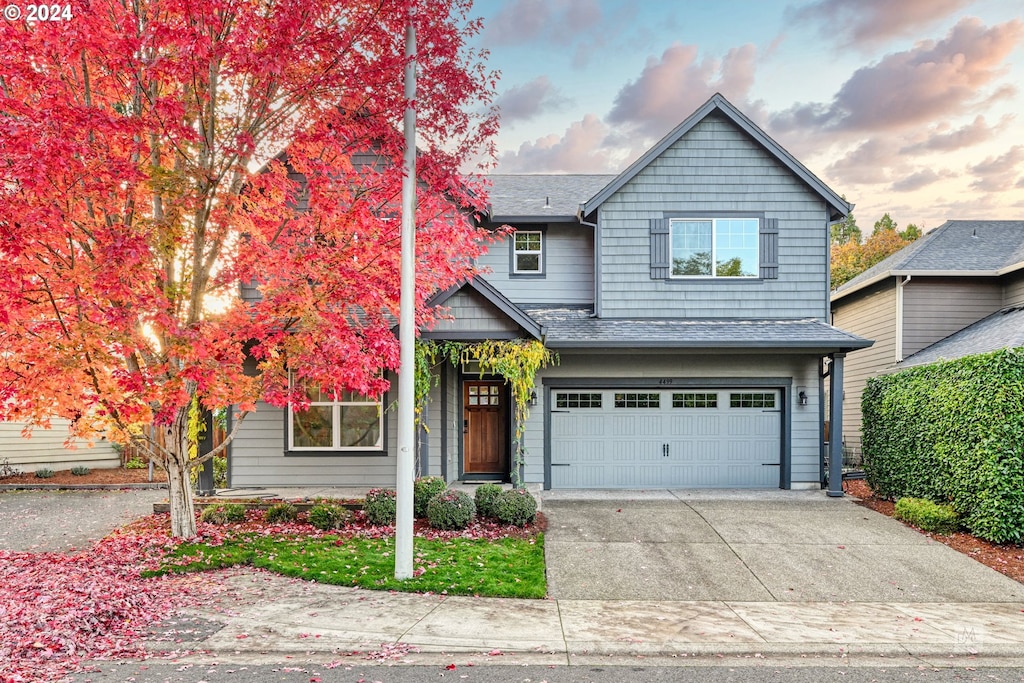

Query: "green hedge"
left=893, top=497, right=959, bottom=534
left=862, top=348, right=1024, bottom=543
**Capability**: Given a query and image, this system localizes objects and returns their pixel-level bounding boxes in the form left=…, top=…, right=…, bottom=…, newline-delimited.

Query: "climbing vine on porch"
left=414, top=339, right=557, bottom=486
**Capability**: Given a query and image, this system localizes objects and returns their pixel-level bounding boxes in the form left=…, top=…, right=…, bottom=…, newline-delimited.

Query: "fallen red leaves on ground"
left=0, top=507, right=544, bottom=681
left=845, top=479, right=1024, bottom=585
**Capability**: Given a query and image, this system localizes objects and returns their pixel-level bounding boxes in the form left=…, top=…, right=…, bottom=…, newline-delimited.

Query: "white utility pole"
left=395, top=18, right=416, bottom=580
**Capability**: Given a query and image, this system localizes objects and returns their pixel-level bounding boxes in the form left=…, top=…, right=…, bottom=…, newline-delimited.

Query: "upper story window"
left=670, top=218, right=759, bottom=278
left=513, top=231, right=544, bottom=274
left=289, top=380, right=383, bottom=452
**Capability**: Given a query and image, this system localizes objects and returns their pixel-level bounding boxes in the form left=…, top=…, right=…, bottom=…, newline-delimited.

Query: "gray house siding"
left=1004, top=271, right=1024, bottom=307
left=229, top=396, right=399, bottom=488
left=526, top=351, right=822, bottom=489
left=830, top=281, right=897, bottom=458
left=902, top=278, right=1003, bottom=357
left=476, top=223, right=594, bottom=305
left=429, top=288, right=522, bottom=336
left=0, top=421, right=119, bottom=472
left=597, top=114, right=830, bottom=320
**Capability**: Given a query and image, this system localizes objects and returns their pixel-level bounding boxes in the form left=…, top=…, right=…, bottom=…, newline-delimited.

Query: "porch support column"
left=827, top=352, right=846, bottom=497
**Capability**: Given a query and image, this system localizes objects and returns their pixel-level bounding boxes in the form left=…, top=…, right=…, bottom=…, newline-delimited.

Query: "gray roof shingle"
left=485, top=174, right=616, bottom=221
left=899, top=306, right=1024, bottom=368
left=833, top=220, right=1024, bottom=299
left=523, top=306, right=871, bottom=351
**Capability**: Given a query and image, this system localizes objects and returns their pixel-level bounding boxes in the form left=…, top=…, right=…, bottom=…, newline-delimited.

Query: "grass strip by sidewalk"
left=145, top=533, right=546, bottom=599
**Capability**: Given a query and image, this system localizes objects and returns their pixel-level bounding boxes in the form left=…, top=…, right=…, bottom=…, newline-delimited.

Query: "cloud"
left=494, top=77, right=570, bottom=125
left=771, top=18, right=1023, bottom=136
left=607, top=43, right=758, bottom=139
left=969, top=145, right=1024, bottom=191
left=889, top=168, right=955, bottom=192
left=898, top=115, right=1011, bottom=154
left=486, top=0, right=601, bottom=46
left=825, top=138, right=904, bottom=185
left=495, top=114, right=616, bottom=173
left=789, top=0, right=974, bottom=47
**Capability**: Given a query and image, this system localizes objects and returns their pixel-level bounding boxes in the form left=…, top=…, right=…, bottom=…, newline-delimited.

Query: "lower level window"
left=290, top=384, right=382, bottom=451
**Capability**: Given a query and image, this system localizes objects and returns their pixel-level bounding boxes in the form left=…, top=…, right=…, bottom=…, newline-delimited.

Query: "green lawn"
left=146, top=533, right=546, bottom=599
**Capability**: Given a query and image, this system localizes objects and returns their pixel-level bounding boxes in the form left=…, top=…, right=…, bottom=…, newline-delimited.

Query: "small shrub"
left=474, top=483, right=504, bottom=519
left=894, top=497, right=960, bottom=534
left=308, top=502, right=353, bottom=530
left=495, top=488, right=537, bottom=527
left=426, top=489, right=476, bottom=530
left=264, top=502, right=298, bottom=524
left=71, top=466, right=91, bottom=476
left=0, top=459, right=20, bottom=479
left=125, top=458, right=146, bottom=469
left=200, top=503, right=247, bottom=525
left=414, top=476, right=447, bottom=518
left=34, top=468, right=55, bottom=479
left=363, top=488, right=397, bottom=526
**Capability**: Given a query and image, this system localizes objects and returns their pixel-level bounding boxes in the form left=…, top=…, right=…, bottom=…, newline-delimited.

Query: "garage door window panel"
left=614, top=392, right=660, bottom=408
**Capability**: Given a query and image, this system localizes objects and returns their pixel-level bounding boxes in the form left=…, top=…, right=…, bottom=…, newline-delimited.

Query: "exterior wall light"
left=798, top=390, right=808, bottom=406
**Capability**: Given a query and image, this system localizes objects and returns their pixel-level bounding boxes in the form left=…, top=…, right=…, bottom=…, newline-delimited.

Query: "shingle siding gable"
left=598, top=113, right=830, bottom=320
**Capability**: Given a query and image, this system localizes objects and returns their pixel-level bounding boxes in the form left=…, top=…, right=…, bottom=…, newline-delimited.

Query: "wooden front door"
left=463, top=381, right=509, bottom=475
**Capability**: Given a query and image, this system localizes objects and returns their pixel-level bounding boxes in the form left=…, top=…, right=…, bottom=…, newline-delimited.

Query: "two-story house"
left=831, top=221, right=1024, bottom=460
left=226, top=93, right=871, bottom=492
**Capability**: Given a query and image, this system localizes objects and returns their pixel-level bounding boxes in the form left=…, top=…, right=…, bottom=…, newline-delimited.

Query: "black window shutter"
left=759, top=218, right=779, bottom=280
left=650, top=218, right=670, bottom=279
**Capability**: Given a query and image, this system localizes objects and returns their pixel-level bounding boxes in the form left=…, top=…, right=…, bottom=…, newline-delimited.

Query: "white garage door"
left=549, top=389, right=781, bottom=489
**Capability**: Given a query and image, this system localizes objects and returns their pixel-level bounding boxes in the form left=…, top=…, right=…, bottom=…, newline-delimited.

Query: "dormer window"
left=670, top=218, right=759, bottom=277
left=513, top=230, right=544, bottom=275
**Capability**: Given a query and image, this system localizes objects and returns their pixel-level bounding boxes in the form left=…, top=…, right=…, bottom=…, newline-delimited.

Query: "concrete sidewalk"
left=146, top=568, right=1024, bottom=668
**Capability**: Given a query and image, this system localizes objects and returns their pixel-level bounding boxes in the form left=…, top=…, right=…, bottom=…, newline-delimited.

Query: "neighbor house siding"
left=831, top=281, right=897, bottom=458
left=476, top=223, right=594, bottom=305
left=529, top=351, right=822, bottom=488
left=902, top=278, right=1002, bottom=357
left=1003, top=271, right=1024, bottom=307
left=229, top=399, right=399, bottom=488
left=597, top=113, right=830, bottom=320
left=0, top=421, right=119, bottom=472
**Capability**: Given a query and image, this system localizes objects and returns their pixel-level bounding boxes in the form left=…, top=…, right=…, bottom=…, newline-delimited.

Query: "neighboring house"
left=0, top=420, right=120, bottom=473
left=227, top=93, right=871, bottom=491
left=830, top=221, right=1024, bottom=459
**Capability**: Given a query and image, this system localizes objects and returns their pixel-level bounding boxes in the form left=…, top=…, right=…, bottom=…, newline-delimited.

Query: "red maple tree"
left=0, top=0, right=498, bottom=537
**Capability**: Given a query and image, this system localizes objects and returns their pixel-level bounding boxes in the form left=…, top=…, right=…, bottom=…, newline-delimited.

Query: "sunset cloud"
left=899, top=115, right=1010, bottom=154
left=890, top=169, right=956, bottom=193
left=494, top=77, right=570, bottom=125
left=969, top=146, right=1024, bottom=192
left=607, top=43, right=758, bottom=139
left=771, top=18, right=1023, bottom=136
left=486, top=0, right=602, bottom=46
left=496, top=114, right=617, bottom=173
left=789, top=0, right=974, bottom=47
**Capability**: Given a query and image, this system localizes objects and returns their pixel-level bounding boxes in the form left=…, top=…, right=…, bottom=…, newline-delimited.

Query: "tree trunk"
left=166, top=450, right=197, bottom=538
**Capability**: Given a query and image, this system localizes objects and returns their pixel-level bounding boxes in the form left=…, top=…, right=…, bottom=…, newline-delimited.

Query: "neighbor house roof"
left=484, top=174, right=615, bottom=222
left=523, top=306, right=872, bottom=352
left=898, top=305, right=1024, bottom=368
left=831, top=220, right=1024, bottom=302
left=581, top=93, right=852, bottom=222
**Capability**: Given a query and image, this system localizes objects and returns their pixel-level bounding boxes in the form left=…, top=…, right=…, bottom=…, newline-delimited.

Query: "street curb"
left=0, top=483, right=167, bottom=491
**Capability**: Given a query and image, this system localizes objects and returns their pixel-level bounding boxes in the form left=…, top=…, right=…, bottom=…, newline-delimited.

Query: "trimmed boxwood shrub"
left=426, top=489, right=475, bottom=530
left=264, top=502, right=298, bottom=524
left=495, top=488, right=537, bottom=527
left=474, top=483, right=504, bottom=519
left=308, top=502, right=353, bottom=530
left=894, top=497, right=959, bottom=535
left=200, top=503, right=246, bottom=524
left=862, top=348, right=1024, bottom=543
left=363, top=488, right=397, bottom=526
left=413, top=476, right=447, bottom=518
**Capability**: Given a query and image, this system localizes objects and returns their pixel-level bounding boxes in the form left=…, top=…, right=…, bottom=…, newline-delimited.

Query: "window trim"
left=668, top=217, right=760, bottom=279
left=510, top=227, right=546, bottom=277
left=286, top=375, right=386, bottom=455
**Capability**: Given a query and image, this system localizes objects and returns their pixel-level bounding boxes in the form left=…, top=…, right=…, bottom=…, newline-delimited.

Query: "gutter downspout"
left=895, top=275, right=911, bottom=362
left=578, top=207, right=600, bottom=317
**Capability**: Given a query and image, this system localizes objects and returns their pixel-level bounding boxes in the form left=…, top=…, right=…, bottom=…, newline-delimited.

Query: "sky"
left=469, top=0, right=1024, bottom=231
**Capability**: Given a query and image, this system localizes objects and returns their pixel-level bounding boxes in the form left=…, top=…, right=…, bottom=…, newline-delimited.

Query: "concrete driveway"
left=542, top=490, right=1024, bottom=602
